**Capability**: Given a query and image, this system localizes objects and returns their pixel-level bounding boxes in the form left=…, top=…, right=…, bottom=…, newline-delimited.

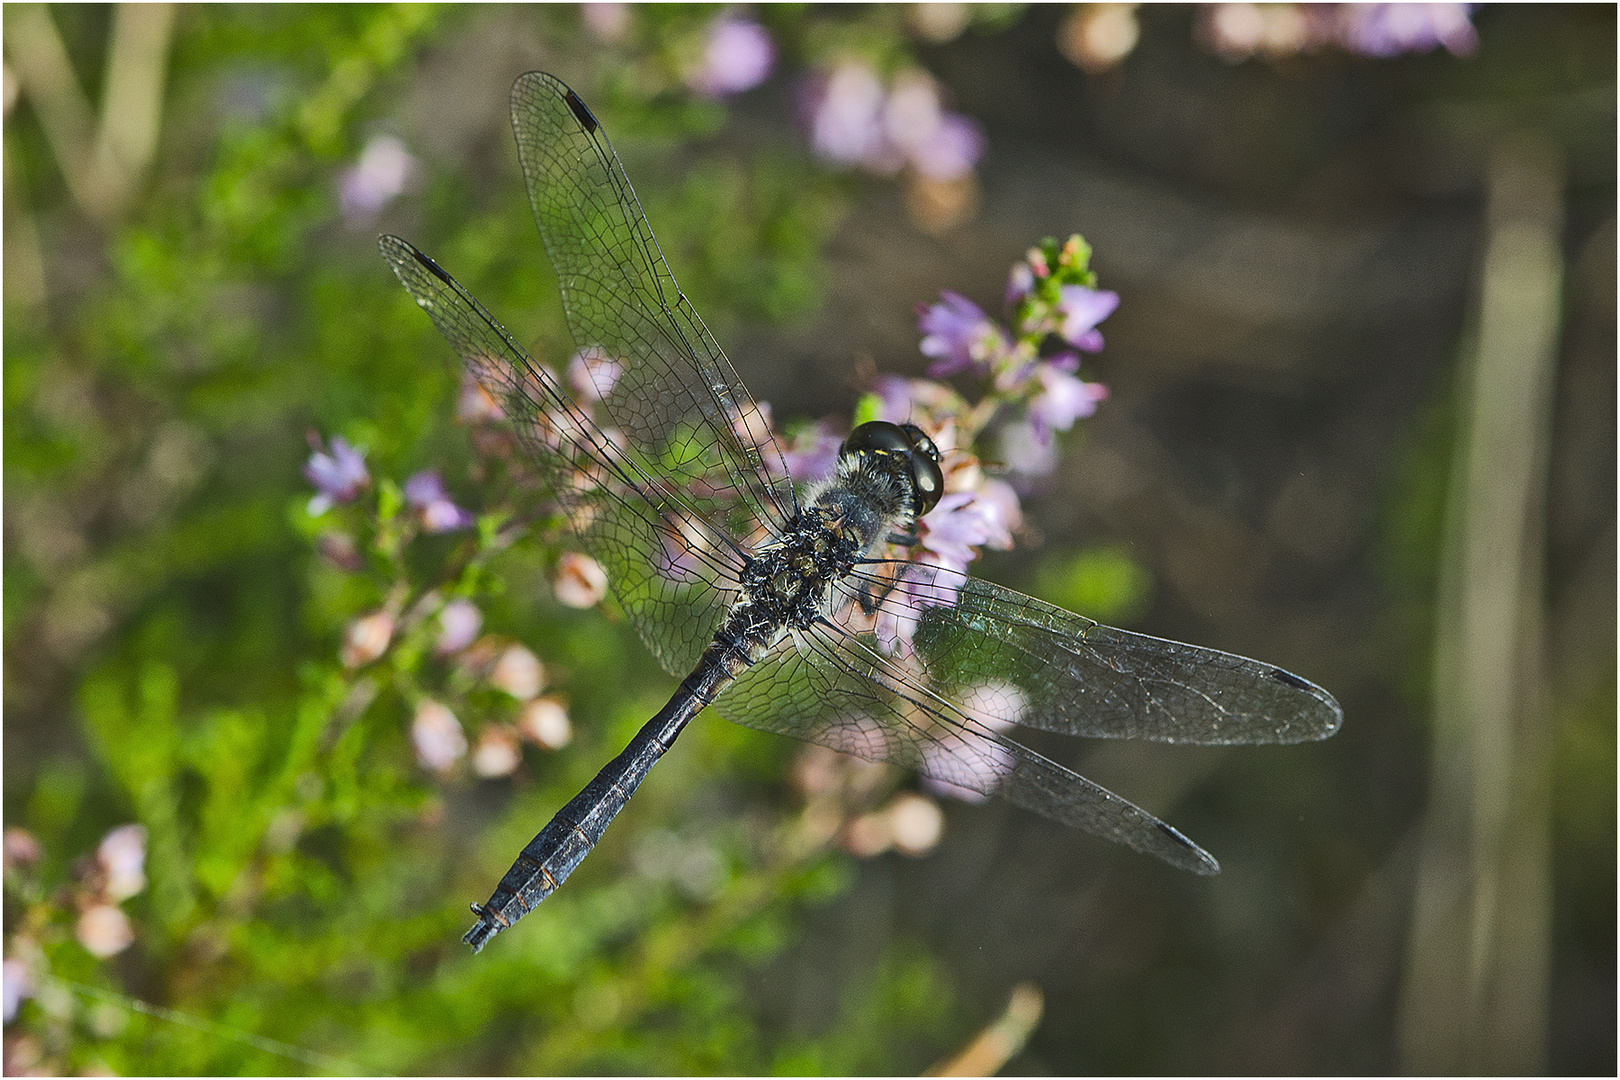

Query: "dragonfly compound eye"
left=841, top=420, right=913, bottom=457
left=842, top=421, right=944, bottom=517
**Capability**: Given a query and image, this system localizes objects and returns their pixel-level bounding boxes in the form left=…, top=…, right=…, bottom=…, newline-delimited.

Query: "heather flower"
left=566, top=346, right=623, bottom=403
left=2, top=829, right=40, bottom=872
left=96, top=824, right=147, bottom=902
left=1005, top=261, right=1037, bottom=308
left=472, top=726, right=522, bottom=778
left=411, top=700, right=466, bottom=772
left=776, top=418, right=844, bottom=484
left=338, top=134, right=417, bottom=226
left=908, top=112, right=984, bottom=183
left=869, top=375, right=919, bottom=424
left=919, top=490, right=1011, bottom=578
left=404, top=470, right=474, bottom=533
left=518, top=696, right=572, bottom=749
left=919, top=291, right=1006, bottom=377
left=435, top=599, right=482, bottom=654
left=884, top=70, right=939, bottom=140
left=998, top=418, right=1061, bottom=480
left=582, top=2, right=631, bottom=41
left=3, top=956, right=31, bottom=1023
left=490, top=644, right=544, bottom=700
left=553, top=551, right=609, bottom=608
left=1027, top=363, right=1108, bottom=438
left=1338, top=2, right=1477, bottom=58
left=304, top=434, right=369, bottom=515
left=76, top=904, right=134, bottom=958
left=806, top=63, right=896, bottom=171
left=340, top=609, right=394, bottom=668
left=887, top=792, right=945, bottom=855
left=1054, top=284, right=1119, bottom=352
left=685, top=15, right=775, bottom=97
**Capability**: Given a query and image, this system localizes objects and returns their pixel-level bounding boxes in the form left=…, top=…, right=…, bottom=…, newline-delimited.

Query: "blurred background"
left=4, top=4, right=1612, bottom=1074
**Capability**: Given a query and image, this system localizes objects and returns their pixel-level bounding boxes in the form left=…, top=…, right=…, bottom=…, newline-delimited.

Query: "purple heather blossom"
left=809, top=65, right=984, bottom=182
left=908, top=112, right=985, bottom=182
left=1339, top=3, right=1477, bottom=58
left=776, top=418, right=844, bottom=484
left=806, top=64, right=898, bottom=172
left=883, top=71, right=944, bottom=155
left=870, top=375, right=918, bottom=424
left=1005, top=261, right=1036, bottom=308
left=3, top=956, right=31, bottom=1023
left=404, top=470, right=474, bottom=533
left=919, top=291, right=1006, bottom=377
left=304, top=434, right=369, bottom=515
left=1055, top=284, right=1119, bottom=352
left=1028, top=364, right=1108, bottom=438
left=96, top=824, right=147, bottom=903
left=435, top=599, right=482, bottom=654
left=338, top=135, right=417, bottom=226
left=566, top=346, right=624, bottom=403
left=411, top=700, right=466, bottom=773
left=686, top=15, right=775, bottom=97
left=998, top=418, right=1061, bottom=479
left=919, top=490, right=1016, bottom=578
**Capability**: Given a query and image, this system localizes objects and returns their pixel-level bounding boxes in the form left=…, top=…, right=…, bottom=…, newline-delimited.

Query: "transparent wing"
left=509, top=71, right=797, bottom=536
left=709, top=565, right=1338, bottom=872
left=840, top=564, right=1342, bottom=745
left=711, top=623, right=1222, bottom=874
left=380, top=236, right=745, bottom=675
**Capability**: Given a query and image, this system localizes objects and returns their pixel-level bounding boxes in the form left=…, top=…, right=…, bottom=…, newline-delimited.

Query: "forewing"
left=843, top=565, right=1342, bottom=745
left=711, top=625, right=1220, bottom=874
left=380, top=236, right=739, bottom=674
left=509, top=71, right=796, bottom=534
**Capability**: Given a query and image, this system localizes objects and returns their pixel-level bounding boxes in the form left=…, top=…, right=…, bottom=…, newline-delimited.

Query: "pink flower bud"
left=490, top=644, right=544, bottom=700
left=341, top=610, right=394, bottom=668
left=472, top=726, right=522, bottom=778
left=553, top=552, right=608, bottom=609
left=887, top=793, right=944, bottom=856
left=76, top=904, right=134, bottom=958
left=411, top=700, right=466, bottom=773
left=517, top=697, right=572, bottom=750
left=435, top=599, right=483, bottom=654
left=96, top=824, right=147, bottom=902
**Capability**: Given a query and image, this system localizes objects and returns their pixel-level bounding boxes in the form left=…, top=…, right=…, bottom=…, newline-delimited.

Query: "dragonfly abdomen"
left=462, top=643, right=740, bottom=952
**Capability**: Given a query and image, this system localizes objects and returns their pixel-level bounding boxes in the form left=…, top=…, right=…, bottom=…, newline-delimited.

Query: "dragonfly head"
left=841, top=420, right=945, bottom=518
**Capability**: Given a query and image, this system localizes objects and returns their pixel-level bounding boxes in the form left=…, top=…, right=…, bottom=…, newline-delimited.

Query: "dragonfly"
left=380, top=72, right=1342, bottom=953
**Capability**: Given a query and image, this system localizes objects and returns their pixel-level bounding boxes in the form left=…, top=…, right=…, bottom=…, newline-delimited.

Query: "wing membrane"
left=509, top=72, right=797, bottom=535
left=712, top=624, right=1221, bottom=874
left=380, top=236, right=740, bottom=674
left=840, top=565, right=1342, bottom=745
